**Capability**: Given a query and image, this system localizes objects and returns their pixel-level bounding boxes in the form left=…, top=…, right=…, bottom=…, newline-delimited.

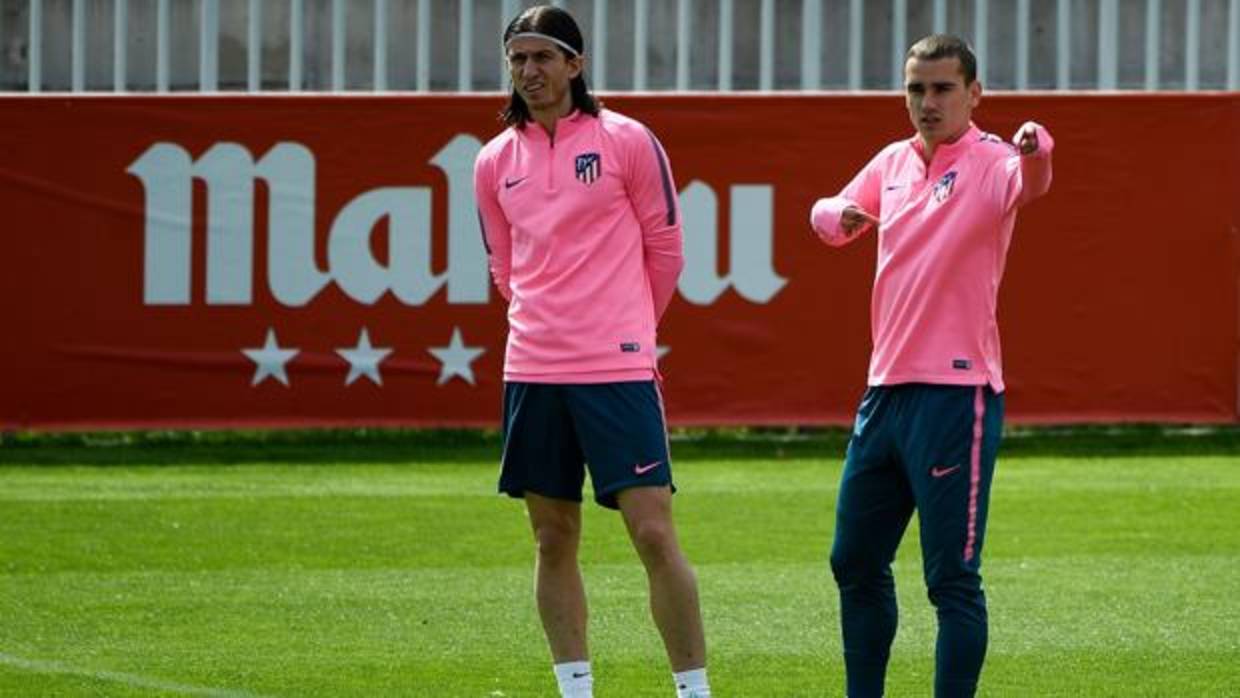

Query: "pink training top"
left=811, top=122, right=1054, bottom=392
left=474, top=108, right=684, bottom=383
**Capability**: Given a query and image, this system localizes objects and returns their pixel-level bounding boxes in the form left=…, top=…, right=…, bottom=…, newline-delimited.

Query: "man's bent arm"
left=1003, top=121, right=1055, bottom=212
left=473, top=153, right=514, bottom=302
left=810, top=152, right=884, bottom=247
left=630, top=129, right=685, bottom=322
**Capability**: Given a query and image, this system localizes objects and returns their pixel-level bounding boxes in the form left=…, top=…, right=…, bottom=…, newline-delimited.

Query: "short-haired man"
left=810, top=34, right=1054, bottom=698
left=473, top=6, right=710, bottom=698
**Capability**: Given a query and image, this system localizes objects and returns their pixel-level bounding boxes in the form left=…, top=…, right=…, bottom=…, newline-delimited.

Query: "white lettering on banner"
left=128, top=136, right=786, bottom=307
left=128, top=142, right=326, bottom=305
left=431, top=135, right=492, bottom=303
left=678, top=182, right=788, bottom=305
left=328, top=187, right=431, bottom=304
left=327, top=135, right=490, bottom=305
left=127, top=137, right=489, bottom=306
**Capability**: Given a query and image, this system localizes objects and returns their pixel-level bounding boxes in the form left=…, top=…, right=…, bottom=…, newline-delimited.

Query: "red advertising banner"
left=1, top=94, right=1236, bottom=430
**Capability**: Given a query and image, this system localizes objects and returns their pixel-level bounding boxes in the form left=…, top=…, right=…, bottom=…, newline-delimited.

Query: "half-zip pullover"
left=811, top=122, right=1054, bottom=392
left=475, top=108, right=684, bottom=383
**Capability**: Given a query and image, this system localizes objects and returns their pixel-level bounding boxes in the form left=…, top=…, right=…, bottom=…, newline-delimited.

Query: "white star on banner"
left=242, top=328, right=299, bottom=387
left=337, top=328, right=393, bottom=386
left=428, top=327, right=486, bottom=386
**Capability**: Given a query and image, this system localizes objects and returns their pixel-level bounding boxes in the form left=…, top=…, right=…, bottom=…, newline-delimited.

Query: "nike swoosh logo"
left=504, top=176, right=527, bottom=189
left=885, top=183, right=907, bottom=190
left=634, top=460, right=662, bottom=475
left=930, top=465, right=962, bottom=478
left=571, top=672, right=591, bottom=679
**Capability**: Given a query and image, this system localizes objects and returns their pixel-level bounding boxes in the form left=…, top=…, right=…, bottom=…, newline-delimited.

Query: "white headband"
left=505, top=32, right=581, bottom=57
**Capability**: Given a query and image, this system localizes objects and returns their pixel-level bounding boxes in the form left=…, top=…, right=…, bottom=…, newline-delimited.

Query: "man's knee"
left=628, top=517, right=680, bottom=565
left=926, top=573, right=985, bottom=615
left=616, top=487, right=685, bottom=568
left=831, top=539, right=892, bottom=590
left=828, top=547, right=853, bottom=584
left=531, top=516, right=580, bottom=564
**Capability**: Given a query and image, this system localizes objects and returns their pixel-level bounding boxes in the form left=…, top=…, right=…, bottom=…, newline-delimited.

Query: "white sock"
left=673, top=667, right=711, bottom=697
left=553, top=660, right=594, bottom=698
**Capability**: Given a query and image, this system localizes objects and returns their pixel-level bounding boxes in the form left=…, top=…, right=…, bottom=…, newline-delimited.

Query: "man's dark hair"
left=501, top=5, right=600, bottom=127
left=906, top=34, right=978, bottom=84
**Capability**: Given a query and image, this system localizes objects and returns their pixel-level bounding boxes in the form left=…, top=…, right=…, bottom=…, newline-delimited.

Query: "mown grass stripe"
left=0, top=651, right=268, bottom=697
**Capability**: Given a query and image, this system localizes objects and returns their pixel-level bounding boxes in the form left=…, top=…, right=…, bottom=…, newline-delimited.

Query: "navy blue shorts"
left=499, top=381, right=674, bottom=510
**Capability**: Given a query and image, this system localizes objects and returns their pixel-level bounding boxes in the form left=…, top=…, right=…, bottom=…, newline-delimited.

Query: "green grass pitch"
left=1, top=429, right=1238, bottom=696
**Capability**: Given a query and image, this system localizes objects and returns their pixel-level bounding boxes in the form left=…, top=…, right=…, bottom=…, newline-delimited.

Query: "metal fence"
left=1, top=0, right=1237, bottom=92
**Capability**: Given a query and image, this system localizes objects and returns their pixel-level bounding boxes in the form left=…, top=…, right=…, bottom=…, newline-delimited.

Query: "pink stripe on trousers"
left=964, top=386, right=985, bottom=562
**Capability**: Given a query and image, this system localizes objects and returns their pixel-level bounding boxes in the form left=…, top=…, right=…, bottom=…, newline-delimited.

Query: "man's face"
left=506, top=36, right=582, bottom=114
left=904, top=56, right=980, bottom=147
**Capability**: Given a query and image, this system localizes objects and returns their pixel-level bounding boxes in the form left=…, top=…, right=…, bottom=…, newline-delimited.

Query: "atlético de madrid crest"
left=932, top=170, right=957, bottom=203
left=575, top=152, right=601, bottom=185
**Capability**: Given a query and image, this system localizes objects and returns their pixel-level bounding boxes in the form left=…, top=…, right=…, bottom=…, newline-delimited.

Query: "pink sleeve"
left=999, top=121, right=1055, bottom=213
left=473, top=151, right=513, bottom=302
left=628, top=128, right=684, bottom=322
left=810, top=152, right=884, bottom=247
